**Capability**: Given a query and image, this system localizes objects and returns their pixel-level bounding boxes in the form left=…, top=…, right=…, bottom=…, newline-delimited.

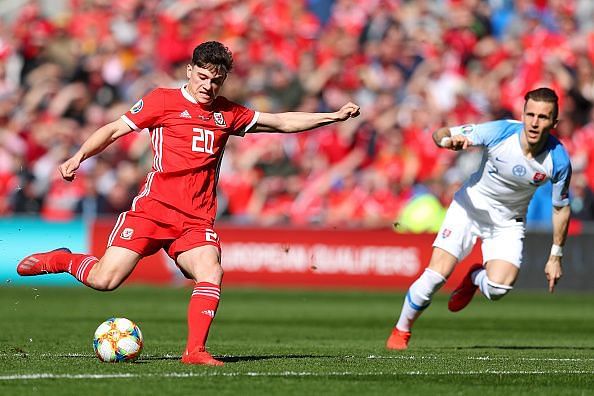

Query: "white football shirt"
left=449, top=120, right=572, bottom=224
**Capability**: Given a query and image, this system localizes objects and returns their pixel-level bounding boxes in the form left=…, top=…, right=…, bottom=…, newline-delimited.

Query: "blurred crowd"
left=1, top=0, right=594, bottom=230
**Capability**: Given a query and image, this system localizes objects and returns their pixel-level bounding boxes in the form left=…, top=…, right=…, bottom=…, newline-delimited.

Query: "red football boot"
left=181, top=347, right=224, bottom=366
left=448, top=263, right=484, bottom=312
left=16, top=248, right=72, bottom=276
left=386, top=328, right=412, bottom=350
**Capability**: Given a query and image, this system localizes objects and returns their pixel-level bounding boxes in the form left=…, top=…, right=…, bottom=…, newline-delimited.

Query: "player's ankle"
left=184, top=345, right=206, bottom=355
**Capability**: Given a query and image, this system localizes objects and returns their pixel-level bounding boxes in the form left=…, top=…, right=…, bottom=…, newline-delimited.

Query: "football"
left=93, top=317, right=143, bottom=363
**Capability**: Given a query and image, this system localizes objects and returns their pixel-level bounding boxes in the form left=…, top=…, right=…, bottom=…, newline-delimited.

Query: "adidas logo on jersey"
left=180, top=110, right=192, bottom=119
left=201, top=309, right=215, bottom=318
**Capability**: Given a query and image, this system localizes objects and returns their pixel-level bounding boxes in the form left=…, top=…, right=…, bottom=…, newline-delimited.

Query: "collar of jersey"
left=181, top=84, right=211, bottom=111
left=181, top=85, right=198, bottom=104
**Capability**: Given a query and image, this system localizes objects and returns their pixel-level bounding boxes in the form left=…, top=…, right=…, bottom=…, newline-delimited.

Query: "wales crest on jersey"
left=213, top=112, right=226, bottom=126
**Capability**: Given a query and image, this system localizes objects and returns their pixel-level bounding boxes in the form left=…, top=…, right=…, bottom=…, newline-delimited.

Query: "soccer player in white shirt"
left=386, top=87, right=572, bottom=350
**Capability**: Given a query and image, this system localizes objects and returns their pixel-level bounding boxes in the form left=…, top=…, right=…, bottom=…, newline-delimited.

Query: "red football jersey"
left=121, top=86, right=258, bottom=222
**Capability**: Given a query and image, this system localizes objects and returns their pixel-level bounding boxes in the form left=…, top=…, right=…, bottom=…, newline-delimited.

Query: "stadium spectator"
left=16, top=41, right=360, bottom=366
left=386, top=88, right=572, bottom=350
left=0, top=0, right=593, bottom=230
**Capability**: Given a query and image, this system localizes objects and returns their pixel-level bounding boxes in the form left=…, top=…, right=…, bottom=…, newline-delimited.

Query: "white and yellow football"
left=93, top=317, right=143, bottom=363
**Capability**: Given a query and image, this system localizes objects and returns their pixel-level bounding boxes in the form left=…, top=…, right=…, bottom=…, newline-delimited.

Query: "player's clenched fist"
left=59, top=157, right=81, bottom=181
left=449, top=135, right=472, bottom=151
left=336, top=102, right=360, bottom=120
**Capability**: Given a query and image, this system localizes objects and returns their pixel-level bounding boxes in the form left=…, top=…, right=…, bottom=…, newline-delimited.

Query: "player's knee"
left=202, top=261, right=223, bottom=283
left=486, top=279, right=512, bottom=301
left=208, top=262, right=224, bottom=280
left=184, top=260, right=223, bottom=283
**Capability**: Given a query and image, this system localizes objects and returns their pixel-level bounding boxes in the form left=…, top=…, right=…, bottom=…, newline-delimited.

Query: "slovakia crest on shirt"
left=532, top=172, right=546, bottom=183
left=213, top=112, right=226, bottom=126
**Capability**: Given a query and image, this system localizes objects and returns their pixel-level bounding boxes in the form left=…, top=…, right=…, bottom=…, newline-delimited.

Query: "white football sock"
left=473, top=269, right=512, bottom=300
left=395, top=268, right=446, bottom=332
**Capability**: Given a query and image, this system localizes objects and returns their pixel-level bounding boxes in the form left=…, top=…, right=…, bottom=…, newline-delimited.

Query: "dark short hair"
left=524, top=87, right=559, bottom=120
left=191, top=41, right=233, bottom=74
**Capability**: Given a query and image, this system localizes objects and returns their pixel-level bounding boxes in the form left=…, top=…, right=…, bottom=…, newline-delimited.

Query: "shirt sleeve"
left=121, top=89, right=164, bottom=131
left=449, top=120, right=521, bottom=148
left=228, top=100, right=258, bottom=136
left=551, top=144, right=572, bottom=207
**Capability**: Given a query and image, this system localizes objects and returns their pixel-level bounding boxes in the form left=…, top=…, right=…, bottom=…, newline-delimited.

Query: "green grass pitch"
left=1, top=285, right=593, bottom=395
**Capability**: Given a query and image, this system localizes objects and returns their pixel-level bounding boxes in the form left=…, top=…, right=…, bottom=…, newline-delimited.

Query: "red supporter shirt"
left=121, top=86, right=258, bottom=222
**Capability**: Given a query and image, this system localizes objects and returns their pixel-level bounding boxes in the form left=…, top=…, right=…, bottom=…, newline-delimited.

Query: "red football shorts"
left=107, top=197, right=220, bottom=259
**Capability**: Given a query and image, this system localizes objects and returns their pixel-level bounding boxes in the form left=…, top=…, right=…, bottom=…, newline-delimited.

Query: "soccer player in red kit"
left=17, top=41, right=360, bottom=366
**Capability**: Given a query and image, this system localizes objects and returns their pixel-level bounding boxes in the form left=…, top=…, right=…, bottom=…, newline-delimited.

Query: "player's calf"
left=85, top=269, right=126, bottom=291
left=396, top=268, right=446, bottom=329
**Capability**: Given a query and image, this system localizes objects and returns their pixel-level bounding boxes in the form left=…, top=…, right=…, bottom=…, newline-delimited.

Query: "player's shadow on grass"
left=139, top=354, right=329, bottom=363
left=218, top=354, right=330, bottom=363
left=451, top=346, right=594, bottom=350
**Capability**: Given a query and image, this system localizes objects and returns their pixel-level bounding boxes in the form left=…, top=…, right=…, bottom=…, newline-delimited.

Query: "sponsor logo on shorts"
left=442, top=228, right=451, bottom=238
left=130, top=100, right=143, bottom=114
left=121, top=228, right=134, bottom=240
left=213, top=112, right=226, bottom=126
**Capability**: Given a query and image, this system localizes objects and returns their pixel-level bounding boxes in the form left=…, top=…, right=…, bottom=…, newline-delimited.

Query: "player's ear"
left=186, top=64, right=193, bottom=79
left=552, top=118, right=560, bottom=129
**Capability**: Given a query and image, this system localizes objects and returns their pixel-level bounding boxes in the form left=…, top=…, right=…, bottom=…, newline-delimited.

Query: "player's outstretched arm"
left=544, top=205, right=571, bottom=293
left=251, top=102, right=360, bottom=134
left=59, top=118, right=133, bottom=181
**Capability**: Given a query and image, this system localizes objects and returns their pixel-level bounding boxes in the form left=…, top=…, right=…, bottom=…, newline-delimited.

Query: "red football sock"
left=185, top=282, right=220, bottom=353
left=54, top=253, right=99, bottom=285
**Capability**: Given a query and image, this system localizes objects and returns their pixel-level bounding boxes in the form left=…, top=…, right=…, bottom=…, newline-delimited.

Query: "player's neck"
left=520, top=132, right=547, bottom=159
